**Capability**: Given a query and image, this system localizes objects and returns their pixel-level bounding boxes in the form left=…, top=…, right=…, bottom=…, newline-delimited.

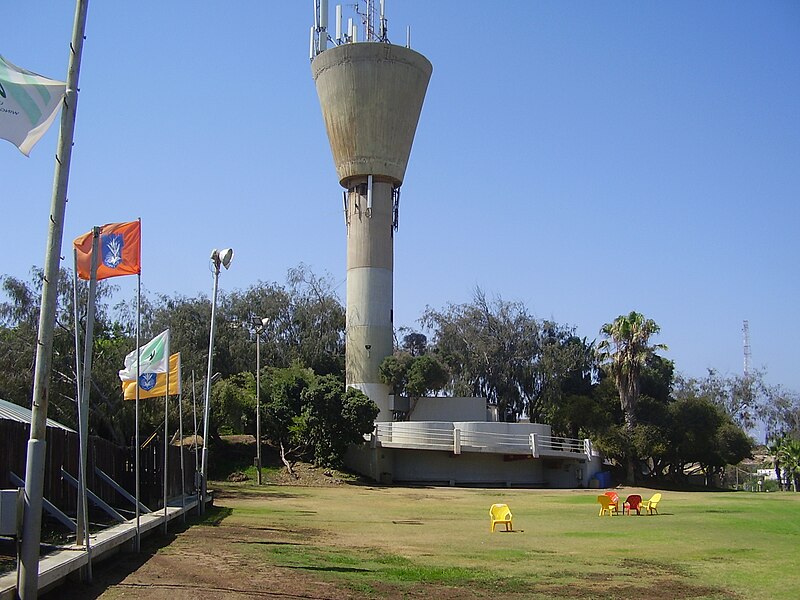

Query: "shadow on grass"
left=236, top=540, right=303, bottom=546
left=284, top=564, right=373, bottom=573
left=198, top=505, right=233, bottom=526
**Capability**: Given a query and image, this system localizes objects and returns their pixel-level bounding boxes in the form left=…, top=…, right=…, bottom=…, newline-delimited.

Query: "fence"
left=0, top=419, right=195, bottom=525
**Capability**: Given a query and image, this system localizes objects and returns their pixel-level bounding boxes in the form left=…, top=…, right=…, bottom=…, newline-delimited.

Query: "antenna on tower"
left=743, top=320, right=751, bottom=378
left=310, top=0, right=331, bottom=58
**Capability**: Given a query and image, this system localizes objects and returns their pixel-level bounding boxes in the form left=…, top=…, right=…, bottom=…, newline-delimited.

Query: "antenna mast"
left=743, top=320, right=751, bottom=378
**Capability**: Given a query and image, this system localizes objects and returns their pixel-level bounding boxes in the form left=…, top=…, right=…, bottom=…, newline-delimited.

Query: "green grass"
left=210, top=482, right=800, bottom=599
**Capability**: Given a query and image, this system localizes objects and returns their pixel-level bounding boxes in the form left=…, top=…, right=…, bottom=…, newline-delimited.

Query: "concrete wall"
left=382, top=448, right=545, bottom=487
left=403, top=396, right=488, bottom=422
left=345, top=442, right=603, bottom=489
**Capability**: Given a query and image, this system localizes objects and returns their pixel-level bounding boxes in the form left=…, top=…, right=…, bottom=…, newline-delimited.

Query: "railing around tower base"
left=371, top=422, right=591, bottom=461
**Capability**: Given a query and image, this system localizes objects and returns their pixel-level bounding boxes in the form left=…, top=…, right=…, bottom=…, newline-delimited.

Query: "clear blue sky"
left=3, top=1, right=799, bottom=393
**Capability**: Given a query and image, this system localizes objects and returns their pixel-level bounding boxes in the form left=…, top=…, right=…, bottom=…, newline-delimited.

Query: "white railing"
left=374, top=422, right=455, bottom=450
left=530, top=434, right=592, bottom=460
left=372, top=422, right=591, bottom=459
left=459, top=429, right=532, bottom=454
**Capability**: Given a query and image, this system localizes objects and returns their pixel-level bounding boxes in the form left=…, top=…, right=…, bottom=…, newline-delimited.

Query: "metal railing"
left=372, top=422, right=591, bottom=460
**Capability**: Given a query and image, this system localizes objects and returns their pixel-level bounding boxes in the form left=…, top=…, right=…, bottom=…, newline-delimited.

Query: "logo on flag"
left=139, top=373, right=157, bottom=391
left=0, top=55, right=66, bottom=156
left=102, top=233, right=124, bottom=269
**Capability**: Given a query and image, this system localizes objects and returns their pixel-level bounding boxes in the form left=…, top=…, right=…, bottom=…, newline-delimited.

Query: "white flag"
left=0, top=55, right=66, bottom=156
left=119, top=330, right=170, bottom=382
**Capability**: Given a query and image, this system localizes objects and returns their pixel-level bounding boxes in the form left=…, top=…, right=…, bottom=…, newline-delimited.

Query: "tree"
left=0, top=268, right=134, bottom=445
left=421, top=288, right=585, bottom=421
left=598, top=311, right=667, bottom=484
left=301, top=375, right=378, bottom=468
left=261, top=366, right=378, bottom=471
left=761, top=386, right=800, bottom=444
left=777, top=438, right=800, bottom=492
left=379, top=351, right=449, bottom=420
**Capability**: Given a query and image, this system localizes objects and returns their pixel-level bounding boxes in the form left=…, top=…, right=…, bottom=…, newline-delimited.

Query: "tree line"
left=2, top=267, right=799, bottom=484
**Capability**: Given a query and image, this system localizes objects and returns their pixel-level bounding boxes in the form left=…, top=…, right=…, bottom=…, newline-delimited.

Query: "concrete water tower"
left=310, top=1, right=432, bottom=420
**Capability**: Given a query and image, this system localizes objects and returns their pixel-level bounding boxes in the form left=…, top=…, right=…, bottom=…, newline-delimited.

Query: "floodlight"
left=219, top=248, right=234, bottom=269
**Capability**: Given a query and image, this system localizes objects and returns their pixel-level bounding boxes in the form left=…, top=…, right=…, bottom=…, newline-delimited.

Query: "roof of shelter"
left=0, top=398, right=75, bottom=432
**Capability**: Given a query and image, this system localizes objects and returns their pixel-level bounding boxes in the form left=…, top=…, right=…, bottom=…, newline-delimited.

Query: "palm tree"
left=778, top=438, right=800, bottom=492
left=767, top=438, right=784, bottom=490
left=599, top=311, right=667, bottom=483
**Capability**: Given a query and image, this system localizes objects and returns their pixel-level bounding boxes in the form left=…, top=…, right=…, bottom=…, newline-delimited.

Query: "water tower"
left=310, top=1, right=432, bottom=420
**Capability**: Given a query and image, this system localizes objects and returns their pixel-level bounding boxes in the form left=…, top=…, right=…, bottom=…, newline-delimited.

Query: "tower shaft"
left=345, top=179, right=394, bottom=405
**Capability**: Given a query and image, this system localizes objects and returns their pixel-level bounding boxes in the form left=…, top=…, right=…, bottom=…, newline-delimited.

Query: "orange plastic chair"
left=604, top=491, right=620, bottom=514
left=640, top=493, right=662, bottom=515
left=597, top=495, right=617, bottom=516
left=623, top=494, right=642, bottom=515
left=489, top=503, right=513, bottom=532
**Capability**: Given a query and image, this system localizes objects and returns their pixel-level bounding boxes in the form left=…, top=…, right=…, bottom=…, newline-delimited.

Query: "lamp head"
left=219, top=248, right=234, bottom=269
left=252, top=316, right=270, bottom=330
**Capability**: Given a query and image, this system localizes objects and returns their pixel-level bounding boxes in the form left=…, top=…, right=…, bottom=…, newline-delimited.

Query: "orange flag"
left=74, top=221, right=141, bottom=280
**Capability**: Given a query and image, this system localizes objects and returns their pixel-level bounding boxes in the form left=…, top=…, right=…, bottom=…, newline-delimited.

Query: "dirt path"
left=44, top=503, right=354, bottom=599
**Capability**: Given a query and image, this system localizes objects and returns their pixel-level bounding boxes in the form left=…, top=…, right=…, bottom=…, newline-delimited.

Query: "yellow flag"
left=122, top=352, right=181, bottom=399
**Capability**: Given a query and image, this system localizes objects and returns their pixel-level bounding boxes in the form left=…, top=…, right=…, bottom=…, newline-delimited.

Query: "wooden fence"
left=0, top=419, right=196, bottom=524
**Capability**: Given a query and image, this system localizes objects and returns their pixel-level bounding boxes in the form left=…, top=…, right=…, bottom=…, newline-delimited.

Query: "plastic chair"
left=489, top=503, right=513, bottom=532
left=640, top=493, right=662, bottom=515
left=623, top=494, right=642, bottom=515
left=604, top=491, right=620, bottom=514
left=597, top=495, right=617, bottom=516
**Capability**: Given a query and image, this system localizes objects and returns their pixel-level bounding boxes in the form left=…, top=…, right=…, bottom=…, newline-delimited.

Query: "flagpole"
left=178, top=375, right=186, bottom=524
left=18, top=1, right=90, bottom=597
left=76, top=228, right=99, bottom=581
left=134, top=269, right=141, bottom=552
left=162, top=330, right=170, bottom=535
left=191, top=371, right=200, bottom=514
left=71, top=249, right=82, bottom=460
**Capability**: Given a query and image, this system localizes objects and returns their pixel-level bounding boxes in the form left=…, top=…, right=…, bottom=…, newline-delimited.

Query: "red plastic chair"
left=623, top=494, right=642, bottom=515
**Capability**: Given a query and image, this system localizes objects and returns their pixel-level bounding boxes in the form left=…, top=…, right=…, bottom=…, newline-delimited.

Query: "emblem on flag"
left=139, top=373, right=157, bottom=391
left=102, top=233, right=124, bottom=269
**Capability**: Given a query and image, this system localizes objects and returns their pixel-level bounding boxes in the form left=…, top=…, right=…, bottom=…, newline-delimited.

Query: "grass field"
left=205, top=482, right=800, bottom=599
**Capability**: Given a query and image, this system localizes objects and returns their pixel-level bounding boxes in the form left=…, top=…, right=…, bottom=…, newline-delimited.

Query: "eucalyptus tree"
left=761, top=386, right=800, bottom=444
left=380, top=351, right=449, bottom=420
left=421, top=288, right=588, bottom=422
left=0, top=268, right=131, bottom=443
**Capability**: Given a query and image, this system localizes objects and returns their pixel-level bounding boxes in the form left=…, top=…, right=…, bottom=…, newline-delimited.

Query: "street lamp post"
left=200, top=248, right=233, bottom=514
left=252, top=317, right=269, bottom=485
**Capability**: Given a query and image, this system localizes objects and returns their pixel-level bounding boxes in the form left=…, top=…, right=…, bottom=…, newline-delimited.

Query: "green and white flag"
left=0, top=55, right=66, bottom=156
left=119, top=330, right=170, bottom=382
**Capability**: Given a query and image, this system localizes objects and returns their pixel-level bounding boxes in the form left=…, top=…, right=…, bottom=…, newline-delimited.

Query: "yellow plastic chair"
left=597, top=494, right=617, bottom=516
left=489, top=503, right=513, bottom=532
left=640, top=493, right=662, bottom=515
